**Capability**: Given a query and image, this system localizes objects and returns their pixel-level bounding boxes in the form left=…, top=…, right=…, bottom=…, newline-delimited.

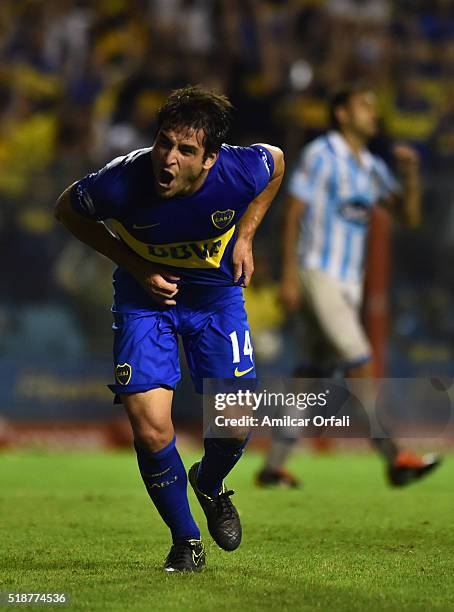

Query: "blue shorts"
left=108, top=285, right=255, bottom=396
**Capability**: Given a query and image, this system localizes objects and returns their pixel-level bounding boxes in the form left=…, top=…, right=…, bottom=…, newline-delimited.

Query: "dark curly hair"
left=329, top=83, right=373, bottom=129
left=156, top=85, right=233, bottom=159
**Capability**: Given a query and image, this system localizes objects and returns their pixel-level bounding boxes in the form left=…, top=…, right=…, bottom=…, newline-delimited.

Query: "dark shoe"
left=388, top=451, right=441, bottom=487
left=255, top=467, right=301, bottom=488
left=163, top=538, right=206, bottom=572
left=188, top=462, right=241, bottom=551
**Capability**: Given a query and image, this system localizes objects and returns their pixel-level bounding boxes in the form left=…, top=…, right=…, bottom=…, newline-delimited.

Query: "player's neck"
left=180, top=168, right=210, bottom=197
left=340, top=129, right=367, bottom=160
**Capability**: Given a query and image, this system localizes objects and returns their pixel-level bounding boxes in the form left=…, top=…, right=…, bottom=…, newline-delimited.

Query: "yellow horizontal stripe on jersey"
left=110, top=220, right=236, bottom=269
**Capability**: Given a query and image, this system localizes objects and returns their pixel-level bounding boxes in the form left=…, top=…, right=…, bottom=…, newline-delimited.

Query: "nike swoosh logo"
left=234, top=366, right=254, bottom=377
left=132, top=223, right=160, bottom=229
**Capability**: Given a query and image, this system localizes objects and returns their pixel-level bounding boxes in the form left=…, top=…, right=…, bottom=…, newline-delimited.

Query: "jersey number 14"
left=229, top=330, right=253, bottom=363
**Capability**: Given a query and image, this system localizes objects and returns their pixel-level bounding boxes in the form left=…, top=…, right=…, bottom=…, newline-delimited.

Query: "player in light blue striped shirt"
left=256, top=85, right=440, bottom=489
left=289, top=128, right=400, bottom=288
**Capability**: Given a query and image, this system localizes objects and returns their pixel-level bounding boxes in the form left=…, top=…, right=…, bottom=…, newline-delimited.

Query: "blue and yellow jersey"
left=70, top=144, right=274, bottom=308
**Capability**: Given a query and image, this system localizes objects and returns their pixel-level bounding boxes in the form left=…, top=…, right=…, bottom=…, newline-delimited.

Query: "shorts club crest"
left=115, top=363, right=132, bottom=385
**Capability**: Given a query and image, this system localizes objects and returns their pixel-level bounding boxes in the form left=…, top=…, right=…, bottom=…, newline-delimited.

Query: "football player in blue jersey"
left=55, top=86, right=284, bottom=572
left=256, top=84, right=441, bottom=488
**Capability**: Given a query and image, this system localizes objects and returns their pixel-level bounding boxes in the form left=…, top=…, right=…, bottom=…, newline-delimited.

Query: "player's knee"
left=218, top=433, right=250, bottom=448
left=231, top=434, right=249, bottom=446
left=134, top=425, right=174, bottom=453
left=214, top=425, right=249, bottom=442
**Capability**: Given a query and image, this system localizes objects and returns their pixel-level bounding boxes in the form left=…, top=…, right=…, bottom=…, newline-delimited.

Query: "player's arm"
left=381, top=145, right=421, bottom=228
left=54, top=186, right=180, bottom=305
left=233, top=145, right=285, bottom=286
left=279, top=194, right=305, bottom=312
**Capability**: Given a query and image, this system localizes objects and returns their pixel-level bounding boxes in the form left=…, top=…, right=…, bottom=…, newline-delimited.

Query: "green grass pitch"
left=0, top=449, right=453, bottom=611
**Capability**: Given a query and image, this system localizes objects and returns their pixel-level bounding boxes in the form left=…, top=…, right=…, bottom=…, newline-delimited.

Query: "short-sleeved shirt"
left=70, top=144, right=273, bottom=310
left=288, top=131, right=399, bottom=286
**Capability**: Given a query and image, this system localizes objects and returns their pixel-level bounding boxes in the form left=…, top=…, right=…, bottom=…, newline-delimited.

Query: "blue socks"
left=197, top=436, right=250, bottom=497
left=135, top=434, right=249, bottom=538
left=135, top=436, right=200, bottom=542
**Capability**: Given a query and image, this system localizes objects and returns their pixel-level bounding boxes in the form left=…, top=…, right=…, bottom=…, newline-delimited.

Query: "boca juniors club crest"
left=211, top=209, right=235, bottom=229
left=115, top=363, right=132, bottom=385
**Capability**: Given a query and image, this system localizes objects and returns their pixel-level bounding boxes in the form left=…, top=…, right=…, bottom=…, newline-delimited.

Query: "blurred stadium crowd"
left=1, top=0, right=453, bottom=373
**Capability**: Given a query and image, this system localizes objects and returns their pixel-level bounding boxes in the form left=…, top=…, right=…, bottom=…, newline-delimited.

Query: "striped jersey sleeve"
left=287, top=139, right=329, bottom=204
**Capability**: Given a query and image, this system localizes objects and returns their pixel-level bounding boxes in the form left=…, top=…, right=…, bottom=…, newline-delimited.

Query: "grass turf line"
left=0, top=450, right=453, bottom=612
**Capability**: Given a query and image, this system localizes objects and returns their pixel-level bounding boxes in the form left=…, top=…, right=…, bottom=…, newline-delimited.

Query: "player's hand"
left=279, top=276, right=302, bottom=312
left=392, top=144, right=419, bottom=176
left=132, top=263, right=180, bottom=305
left=233, top=237, right=254, bottom=287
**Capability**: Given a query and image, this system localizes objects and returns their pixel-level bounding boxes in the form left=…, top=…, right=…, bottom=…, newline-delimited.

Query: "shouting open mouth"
left=158, top=168, right=176, bottom=190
